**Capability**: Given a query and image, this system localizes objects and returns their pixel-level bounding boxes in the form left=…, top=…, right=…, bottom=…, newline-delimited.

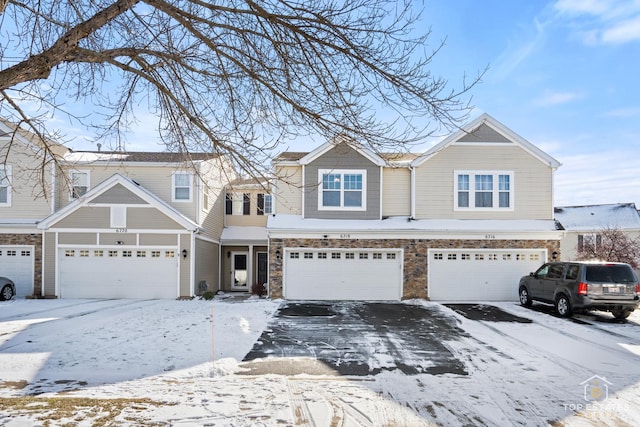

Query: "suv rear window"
left=585, top=265, right=636, bottom=283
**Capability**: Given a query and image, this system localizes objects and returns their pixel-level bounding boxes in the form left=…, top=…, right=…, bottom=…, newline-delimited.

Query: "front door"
left=257, top=252, right=268, bottom=287
left=231, top=252, right=249, bottom=290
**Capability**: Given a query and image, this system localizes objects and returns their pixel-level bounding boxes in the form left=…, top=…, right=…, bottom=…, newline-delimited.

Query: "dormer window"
left=318, top=169, right=366, bottom=211
left=70, top=171, right=89, bottom=199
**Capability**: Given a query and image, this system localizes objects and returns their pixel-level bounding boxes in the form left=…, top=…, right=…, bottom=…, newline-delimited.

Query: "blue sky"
left=54, top=1, right=639, bottom=208
left=421, top=0, right=640, bottom=208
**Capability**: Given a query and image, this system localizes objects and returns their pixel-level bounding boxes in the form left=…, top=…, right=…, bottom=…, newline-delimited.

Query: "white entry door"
left=428, top=249, right=546, bottom=301
left=59, top=247, right=179, bottom=299
left=284, top=248, right=403, bottom=301
left=0, top=246, right=34, bottom=297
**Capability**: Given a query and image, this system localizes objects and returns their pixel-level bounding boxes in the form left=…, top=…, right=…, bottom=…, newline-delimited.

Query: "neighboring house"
left=267, top=113, right=564, bottom=301
left=219, top=178, right=271, bottom=294
left=0, top=120, right=69, bottom=298
left=36, top=150, right=235, bottom=299
left=554, top=203, right=640, bottom=261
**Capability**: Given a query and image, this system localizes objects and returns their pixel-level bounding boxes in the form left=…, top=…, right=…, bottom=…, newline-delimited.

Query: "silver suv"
left=518, top=262, right=640, bottom=319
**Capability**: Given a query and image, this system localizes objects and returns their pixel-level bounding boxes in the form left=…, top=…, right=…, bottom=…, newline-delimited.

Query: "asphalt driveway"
left=241, top=301, right=471, bottom=376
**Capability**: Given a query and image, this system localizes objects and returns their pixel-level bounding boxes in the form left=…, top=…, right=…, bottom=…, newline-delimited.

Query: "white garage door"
left=284, top=248, right=402, bottom=301
left=428, top=249, right=546, bottom=301
left=59, top=248, right=179, bottom=299
left=0, top=246, right=34, bottom=297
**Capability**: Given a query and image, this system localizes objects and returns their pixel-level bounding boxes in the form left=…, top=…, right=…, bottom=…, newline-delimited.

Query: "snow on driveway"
left=0, top=296, right=639, bottom=426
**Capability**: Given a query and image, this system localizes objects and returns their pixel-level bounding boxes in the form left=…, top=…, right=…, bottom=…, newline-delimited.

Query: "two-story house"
left=35, top=150, right=235, bottom=299
left=267, top=113, right=563, bottom=301
left=0, top=120, right=69, bottom=298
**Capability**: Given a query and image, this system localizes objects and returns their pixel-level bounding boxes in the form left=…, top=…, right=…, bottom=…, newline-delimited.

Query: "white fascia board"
left=299, top=140, right=386, bottom=167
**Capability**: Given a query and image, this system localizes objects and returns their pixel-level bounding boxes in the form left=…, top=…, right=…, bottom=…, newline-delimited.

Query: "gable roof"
left=297, top=137, right=386, bottom=167
left=38, top=173, right=199, bottom=231
left=63, top=150, right=218, bottom=164
left=410, top=113, right=562, bottom=168
left=0, top=119, right=69, bottom=157
left=554, top=203, right=640, bottom=231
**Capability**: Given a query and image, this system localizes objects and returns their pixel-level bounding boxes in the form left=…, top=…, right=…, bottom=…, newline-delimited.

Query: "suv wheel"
left=1, top=285, right=14, bottom=301
left=519, top=286, right=532, bottom=307
left=612, top=309, right=632, bottom=320
left=555, top=294, right=572, bottom=317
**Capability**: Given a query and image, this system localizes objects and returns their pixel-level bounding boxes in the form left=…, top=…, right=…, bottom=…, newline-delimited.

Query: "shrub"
left=201, top=290, right=215, bottom=300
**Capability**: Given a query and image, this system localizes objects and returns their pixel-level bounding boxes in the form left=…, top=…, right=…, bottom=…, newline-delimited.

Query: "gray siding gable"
left=303, top=143, right=380, bottom=220
left=457, top=123, right=511, bottom=143
left=90, top=183, right=149, bottom=205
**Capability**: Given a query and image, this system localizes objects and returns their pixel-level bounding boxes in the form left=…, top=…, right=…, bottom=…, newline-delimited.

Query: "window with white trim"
left=172, top=172, right=192, bottom=202
left=0, top=165, right=11, bottom=206
left=318, top=169, right=366, bottom=210
left=257, top=193, right=273, bottom=215
left=455, top=171, right=514, bottom=210
left=226, top=192, right=250, bottom=215
left=70, top=170, right=89, bottom=199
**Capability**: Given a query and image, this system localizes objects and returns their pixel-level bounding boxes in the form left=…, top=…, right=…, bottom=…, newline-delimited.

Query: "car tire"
left=519, top=286, right=532, bottom=307
left=0, top=285, right=14, bottom=301
left=555, top=294, right=572, bottom=318
left=612, top=309, right=632, bottom=320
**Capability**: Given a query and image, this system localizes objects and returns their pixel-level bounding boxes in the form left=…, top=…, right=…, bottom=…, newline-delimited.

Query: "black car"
left=518, top=261, right=640, bottom=319
left=0, top=277, right=16, bottom=301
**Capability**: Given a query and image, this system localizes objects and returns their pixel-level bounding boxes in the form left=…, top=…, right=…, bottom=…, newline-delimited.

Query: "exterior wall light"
left=275, top=250, right=281, bottom=260
left=182, top=249, right=188, bottom=259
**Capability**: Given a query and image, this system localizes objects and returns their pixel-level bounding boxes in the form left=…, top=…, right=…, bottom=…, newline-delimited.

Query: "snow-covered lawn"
left=1, top=296, right=639, bottom=426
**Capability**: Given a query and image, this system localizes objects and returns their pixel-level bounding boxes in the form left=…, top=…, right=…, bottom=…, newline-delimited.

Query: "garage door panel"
left=284, top=250, right=402, bottom=301
left=429, top=250, right=545, bottom=301
left=59, top=248, right=178, bottom=299
left=0, top=246, right=34, bottom=297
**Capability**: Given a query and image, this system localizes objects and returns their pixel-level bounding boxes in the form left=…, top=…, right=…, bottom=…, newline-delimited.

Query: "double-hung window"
left=0, top=165, right=11, bottom=206
left=172, top=172, right=192, bottom=202
left=257, top=193, right=273, bottom=215
left=318, top=169, right=366, bottom=210
left=455, top=171, right=513, bottom=210
left=70, top=170, right=90, bottom=199
left=225, top=192, right=250, bottom=215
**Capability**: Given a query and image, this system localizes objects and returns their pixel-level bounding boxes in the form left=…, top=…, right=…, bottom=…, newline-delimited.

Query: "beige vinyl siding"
left=139, top=233, right=180, bottom=246
left=57, top=165, right=198, bottom=220
left=43, top=232, right=56, bottom=296
left=274, top=166, right=302, bottom=215
left=560, top=229, right=640, bottom=261
left=225, top=190, right=269, bottom=227
left=198, top=158, right=235, bottom=241
left=127, top=207, right=184, bottom=230
left=99, top=232, right=137, bottom=245
left=179, top=234, right=191, bottom=296
left=194, top=238, right=219, bottom=293
left=58, top=233, right=97, bottom=245
left=53, top=206, right=110, bottom=228
left=414, top=145, right=554, bottom=220
left=0, top=140, right=54, bottom=219
left=382, top=167, right=411, bottom=217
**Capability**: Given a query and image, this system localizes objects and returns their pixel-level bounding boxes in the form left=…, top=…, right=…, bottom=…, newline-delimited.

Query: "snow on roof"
left=267, top=214, right=559, bottom=232
left=63, top=151, right=218, bottom=163
left=221, top=226, right=268, bottom=242
left=554, top=203, right=640, bottom=231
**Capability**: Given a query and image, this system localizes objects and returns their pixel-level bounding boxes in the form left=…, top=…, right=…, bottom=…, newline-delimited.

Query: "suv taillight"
left=578, top=282, right=588, bottom=295
left=636, top=283, right=640, bottom=295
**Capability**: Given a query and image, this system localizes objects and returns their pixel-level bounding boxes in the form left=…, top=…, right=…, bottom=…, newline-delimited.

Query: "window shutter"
left=578, top=235, right=584, bottom=251
left=257, top=193, right=264, bottom=215
left=225, top=193, right=232, bottom=214
left=243, top=193, right=250, bottom=215
left=596, top=234, right=602, bottom=249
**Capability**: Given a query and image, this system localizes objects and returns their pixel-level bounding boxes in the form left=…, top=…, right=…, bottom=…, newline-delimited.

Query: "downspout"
left=379, top=166, right=383, bottom=220
left=410, top=166, right=416, bottom=219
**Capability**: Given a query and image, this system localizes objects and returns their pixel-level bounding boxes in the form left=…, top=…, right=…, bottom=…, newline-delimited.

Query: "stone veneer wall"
left=0, top=233, right=43, bottom=297
left=269, top=238, right=560, bottom=299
